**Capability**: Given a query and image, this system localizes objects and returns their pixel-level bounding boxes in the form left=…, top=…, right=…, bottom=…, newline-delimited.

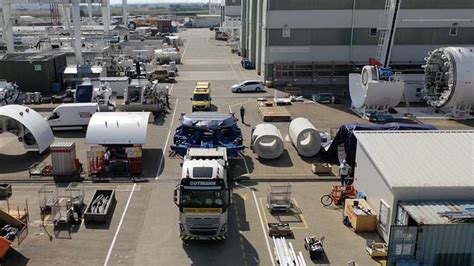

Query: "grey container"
left=0, top=184, right=12, bottom=198
left=50, top=141, right=77, bottom=176
left=84, top=190, right=116, bottom=224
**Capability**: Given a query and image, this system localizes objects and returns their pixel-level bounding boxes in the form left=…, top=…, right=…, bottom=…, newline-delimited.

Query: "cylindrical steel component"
left=251, top=123, right=284, bottom=159
left=50, top=141, right=77, bottom=175
left=424, top=47, right=474, bottom=108
left=288, top=118, right=320, bottom=157
left=349, top=65, right=404, bottom=109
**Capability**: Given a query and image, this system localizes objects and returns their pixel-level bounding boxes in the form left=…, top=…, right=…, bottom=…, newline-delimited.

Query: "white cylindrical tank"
left=423, top=47, right=474, bottom=108
left=251, top=123, right=284, bottom=159
left=288, top=118, right=320, bottom=157
left=349, top=65, right=404, bottom=109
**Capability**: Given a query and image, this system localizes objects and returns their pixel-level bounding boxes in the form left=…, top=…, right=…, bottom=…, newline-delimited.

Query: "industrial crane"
left=1, top=0, right=113, bottom=65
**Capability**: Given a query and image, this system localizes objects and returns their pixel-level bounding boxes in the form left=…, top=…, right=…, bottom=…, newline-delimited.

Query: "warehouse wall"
left=354, top=142, right=395, bottom=242
left=247, top=0, right=257, bottom=64
left=240, top=0, right=474, bottom=83
left=240, top=0, right=248, bottom=57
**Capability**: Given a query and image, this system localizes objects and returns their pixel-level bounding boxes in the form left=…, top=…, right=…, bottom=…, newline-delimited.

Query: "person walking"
left=240, top=105, right=246, bottom=124
left=339, top=160, right=351, bottom=186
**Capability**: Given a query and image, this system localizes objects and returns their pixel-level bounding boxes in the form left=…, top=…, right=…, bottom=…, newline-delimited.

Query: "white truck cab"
left=174, top=147, right=231, bottom=240
left=47, top=103, right=99, bottom=130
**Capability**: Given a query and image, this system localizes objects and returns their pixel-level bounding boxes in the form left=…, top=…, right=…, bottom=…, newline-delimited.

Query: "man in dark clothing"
left=240, top=106, right=246, bottom=124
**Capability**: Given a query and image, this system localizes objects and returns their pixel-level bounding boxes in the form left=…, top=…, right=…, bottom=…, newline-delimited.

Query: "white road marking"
left=168, top=83, right=175, bottom=96
left=181, top=39, right=190, bottom=59
left=156, top=98, right=180, bottom=180
left=240, top=154, right=250, bottom=174
left=229, top=99, right=254, bottom=114
left=252, top=189, right=276, bottom=266
left=104, top=182, right=136, bottom=266
left=224, top=45, right=242, bottom=83
left=235, top=178, right=275, bottom=266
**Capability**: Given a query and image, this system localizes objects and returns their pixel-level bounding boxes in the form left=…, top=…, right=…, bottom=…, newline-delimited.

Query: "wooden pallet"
left=268, top=223, right=293, bottom=237
left=258, top=106, right=291, bottom=122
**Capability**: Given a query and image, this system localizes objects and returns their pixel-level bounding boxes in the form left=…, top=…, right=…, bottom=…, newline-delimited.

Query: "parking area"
left=1, top=28, right=473, bottom=266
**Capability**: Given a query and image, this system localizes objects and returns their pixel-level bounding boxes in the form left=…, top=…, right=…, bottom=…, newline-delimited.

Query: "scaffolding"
left=272, top=61, right=353, bottom=87
left=267, top=183, right=292, bottom=212
left=38, top=184, right=58, bottom=214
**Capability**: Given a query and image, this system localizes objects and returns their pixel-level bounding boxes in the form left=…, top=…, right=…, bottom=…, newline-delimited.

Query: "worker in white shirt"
left=339, top=160, right=351, bottom=186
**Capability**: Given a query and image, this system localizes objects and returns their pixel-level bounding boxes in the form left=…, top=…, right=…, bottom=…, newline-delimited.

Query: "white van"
left=47, top=103, right=99, bottom=130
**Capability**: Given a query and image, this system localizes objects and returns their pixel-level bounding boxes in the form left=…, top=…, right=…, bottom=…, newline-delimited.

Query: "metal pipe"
left=87, top=0, right=92, bottom=24
left=101, top=0, right=110, bottom=34
left=59, top=2, right=72, bottom=33
left=122, top=0, right=128, bottom=27
left=349, top=0, right=356, bottom=62
left=1, top=2, right=14, bottom=53
left=71, top=0, right=84, bottom=65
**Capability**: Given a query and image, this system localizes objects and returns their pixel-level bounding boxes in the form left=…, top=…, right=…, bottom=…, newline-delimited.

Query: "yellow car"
left=191, top=82, right=211, bottom=111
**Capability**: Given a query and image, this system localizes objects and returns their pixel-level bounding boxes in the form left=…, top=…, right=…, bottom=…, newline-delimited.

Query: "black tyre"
left=255, top=87, right=261, bottom=92
left=236, top=88, right=242, bottom=93
left=320, top=194, right=333, bottom=207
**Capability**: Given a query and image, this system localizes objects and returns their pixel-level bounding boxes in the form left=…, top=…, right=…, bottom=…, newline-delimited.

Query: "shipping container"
left=50, top=141, right=77, bottom=176
left=0, top=52, right=67, bottom=94
left=389, top=201, right=474, bottom=266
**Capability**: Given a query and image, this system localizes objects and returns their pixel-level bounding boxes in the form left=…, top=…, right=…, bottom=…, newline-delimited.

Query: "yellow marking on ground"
left=236, top=192, right=248, bottom=201
left=289, top=198, right=309, bottom=230
left=258, top=198, right=309, bottom=230
left=258, top=198, right=270, bottom=229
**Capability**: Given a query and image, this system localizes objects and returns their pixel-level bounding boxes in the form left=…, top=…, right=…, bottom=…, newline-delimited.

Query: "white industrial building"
left=221, top=0, right=241, bottom=17
left=192, top=15, right=221, bottom=28
left=353, top=130, right=474, bottom=242
left=240, top=0, right=474, bottom=88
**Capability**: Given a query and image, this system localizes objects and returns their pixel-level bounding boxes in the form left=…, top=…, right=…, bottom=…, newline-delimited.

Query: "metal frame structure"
left=1, top=0, right=117, bottom=65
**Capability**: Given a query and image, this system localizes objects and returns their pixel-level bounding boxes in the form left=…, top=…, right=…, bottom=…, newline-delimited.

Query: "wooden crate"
left=311, top=163, right=333, bottom=175
left=258, top=107, right=291, bottom=122
left=344, top=199, right=377, bottom=232
left=268, top=223, right=292, bottom=237
left=366, top=243, right=388, bottom=258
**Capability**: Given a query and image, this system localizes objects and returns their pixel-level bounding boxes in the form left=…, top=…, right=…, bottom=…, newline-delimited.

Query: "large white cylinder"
left=252, top=123, right=284, bottom=159
left=349, top=65, right=404, bottom=109
left=288, top=118, right=320, bottom=157
left=424, top=47, right=474, bottom=108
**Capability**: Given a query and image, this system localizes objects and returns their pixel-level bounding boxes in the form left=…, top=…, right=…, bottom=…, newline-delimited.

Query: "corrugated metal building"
left=352, top=130, right=474, bottom=242
left=0, top=51, right=67, bottom=94
left=222, top=0, right=242, bottom=17
left=240, top=0, right=474, bottom=88
left=390, top=201, right=473, bottom=266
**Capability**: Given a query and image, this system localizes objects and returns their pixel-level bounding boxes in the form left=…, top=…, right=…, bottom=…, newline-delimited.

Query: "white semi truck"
left=173, top=147, right=231, bottom=240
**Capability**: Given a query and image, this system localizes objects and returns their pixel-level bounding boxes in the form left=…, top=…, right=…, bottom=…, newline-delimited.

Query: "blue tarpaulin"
left=322, top=123, right=437, bottom=167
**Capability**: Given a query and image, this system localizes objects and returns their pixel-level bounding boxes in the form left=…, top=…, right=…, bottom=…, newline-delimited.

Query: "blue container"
left=75, top=85, right=93, bottom=102
left=51, top=83, right=61, bottom=93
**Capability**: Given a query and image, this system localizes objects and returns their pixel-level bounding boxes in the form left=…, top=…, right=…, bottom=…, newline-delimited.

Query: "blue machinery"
left=170, top=112, right=244, bottom=157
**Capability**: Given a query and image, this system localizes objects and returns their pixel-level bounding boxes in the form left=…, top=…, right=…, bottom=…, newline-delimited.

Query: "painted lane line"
left=156, top=98, right=180, bottom=180
left=240, top=154, right=250, bottom=175
left=235, top=182, right=275, bottom=266
left=104, top=182, right=137, bottom=266
left=252, top=189, right=276, bottom=266
left=168, top=83, right=175, bottom=96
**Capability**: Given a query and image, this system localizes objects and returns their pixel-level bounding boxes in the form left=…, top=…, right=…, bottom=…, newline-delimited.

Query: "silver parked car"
left=231, top=80, right=265, bottom=93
